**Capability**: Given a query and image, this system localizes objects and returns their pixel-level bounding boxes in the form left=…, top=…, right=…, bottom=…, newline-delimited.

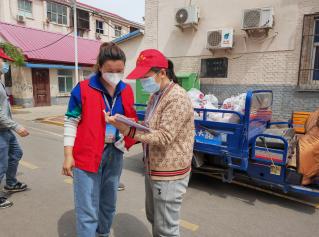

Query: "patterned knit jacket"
left=134, top=84, right=195, bottom=181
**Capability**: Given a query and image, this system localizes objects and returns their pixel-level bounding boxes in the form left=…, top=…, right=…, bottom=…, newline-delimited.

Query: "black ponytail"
left=166, top=59, right=178, bottom=83
left=151, top=59, right=178, bottom=83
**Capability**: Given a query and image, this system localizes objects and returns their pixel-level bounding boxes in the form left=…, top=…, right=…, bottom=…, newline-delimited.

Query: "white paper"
left=115, top=114, right=151, bottom=132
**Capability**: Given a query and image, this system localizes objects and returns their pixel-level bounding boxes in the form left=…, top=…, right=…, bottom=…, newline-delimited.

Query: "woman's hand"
left=62, top=155, right=75, bottom=177
left=104, top=111, right=130, bottom=136
left=62, top=146, right=75, bottom=177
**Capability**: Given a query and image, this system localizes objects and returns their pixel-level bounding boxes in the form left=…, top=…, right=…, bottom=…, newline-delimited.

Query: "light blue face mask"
left=140, top=75, right=160, bottom=94
left=1, top=62, right=9, bottom=74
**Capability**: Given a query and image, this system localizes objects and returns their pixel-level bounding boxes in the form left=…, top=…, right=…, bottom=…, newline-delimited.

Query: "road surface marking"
left=64, top=179, right=73, bottom=185
left=28, top=126, right=63, bottom=138
left=180, top=220, right=199, bottom=232
left=140, top=208, right=198, bottom=231
left=20, top=160, right=39, bottom=170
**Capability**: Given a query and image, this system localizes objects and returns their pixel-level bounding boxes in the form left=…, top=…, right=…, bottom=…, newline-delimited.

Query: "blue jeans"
left=73, top=144, right=124, bottom=237
left=0, top=130, right=23, bottom=193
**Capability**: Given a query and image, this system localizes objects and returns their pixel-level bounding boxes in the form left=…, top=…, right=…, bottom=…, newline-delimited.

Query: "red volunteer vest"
left=73, top=80, right=137, bottom=173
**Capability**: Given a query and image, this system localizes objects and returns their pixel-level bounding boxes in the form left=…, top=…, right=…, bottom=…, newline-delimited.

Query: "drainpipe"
left=73, top=0, right=79, bottom=84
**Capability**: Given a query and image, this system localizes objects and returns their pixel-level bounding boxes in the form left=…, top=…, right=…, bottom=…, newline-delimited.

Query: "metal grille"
left=208, top=31, right=222, bottom=48
left=200, top=58, right=228, bottom=78
left=243, top=9, right=261, bottom=28
left=176, top=8, right=188, bottom=24
left=298, top=15, right=319, bottom=89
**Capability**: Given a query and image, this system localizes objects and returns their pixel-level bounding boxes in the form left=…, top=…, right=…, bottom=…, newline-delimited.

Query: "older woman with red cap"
left=106, top=49, right=195, bottom=237
left=0, top=48, right=29, bottom=209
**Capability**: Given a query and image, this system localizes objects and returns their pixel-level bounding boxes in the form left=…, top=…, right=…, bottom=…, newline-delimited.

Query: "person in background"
left=105, top=49, right=195, bottom=237
left=0, top=48, right=29, bottom=209
left=62, top=42, right=137, bottom=237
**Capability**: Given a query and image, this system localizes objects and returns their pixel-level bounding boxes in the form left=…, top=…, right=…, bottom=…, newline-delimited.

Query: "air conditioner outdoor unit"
left=207, top=28, right=234, bottom=50
left=242, top=7, right=274, bottom=30
left=175, top=6, right=199, bottom=29
left=16, top=14, right=25, bottom=23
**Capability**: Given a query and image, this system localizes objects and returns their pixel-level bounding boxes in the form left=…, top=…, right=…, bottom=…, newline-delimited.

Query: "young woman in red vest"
left=62, top=42, right=137, bottom=237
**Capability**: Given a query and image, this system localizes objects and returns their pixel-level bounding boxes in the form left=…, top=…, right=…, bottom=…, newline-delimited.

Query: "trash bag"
left=203, top=94, right=219, bottom=108
left=222, top=96, right=236, bottom=110
left=187, top=88, right=204, bottom=104
left=188, top=88, right=246, bottom=124
left=220, top=93, right=247, bottom=123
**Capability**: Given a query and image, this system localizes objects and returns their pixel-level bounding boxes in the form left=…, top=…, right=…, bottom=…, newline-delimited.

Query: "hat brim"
left=0, top=54, right=14, bottom=62
left=126, top=66, right=151, bottom=80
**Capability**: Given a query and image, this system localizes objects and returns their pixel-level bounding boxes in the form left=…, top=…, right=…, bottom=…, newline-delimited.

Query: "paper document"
left=115, top=114, right=151, bottom=132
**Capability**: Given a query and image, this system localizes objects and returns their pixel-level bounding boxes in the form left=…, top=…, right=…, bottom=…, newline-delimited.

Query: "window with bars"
left=70, top=9, right=90, bottom=30
left=200, top=58, right=228, bottom=78
left=96, top=20, right=104, bottom=34
left=18, top=0, right=32, bottom=18
left=58, top=70, right=73, bottom=93
left=47, top=1, right=67, bottom=25
left=114, top=25, right=122, bottom=37
left=298, top=15, right=319, bottom=89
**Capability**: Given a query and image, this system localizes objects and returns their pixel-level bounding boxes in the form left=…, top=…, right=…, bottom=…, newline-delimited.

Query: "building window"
left=313, top=19, right=319, bottom=81
left=58, top=70, right=73, bottom=93
left=18, top=0, right=32, bottom=18
left=114, top=25, right=122, bottom=37
left=130, top=26, right=138, bottom=33
left=70, top=9, right=90, bottom=32
left=47, top=1, right=67, bottom=25
left=83, top=70, right=93, bottom=80
left=298, top=15, right=319, bottom=89
left=200, top=58, right=228, bottom=78
left=96, top=20, right=104, bottom=34
left=77, top=29, right=84, bottom=37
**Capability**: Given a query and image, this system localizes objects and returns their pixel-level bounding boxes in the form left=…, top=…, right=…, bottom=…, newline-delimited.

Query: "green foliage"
left=0, top=42, right=25, bottom=66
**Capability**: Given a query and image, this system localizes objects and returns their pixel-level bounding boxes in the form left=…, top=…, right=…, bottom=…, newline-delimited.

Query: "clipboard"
left=115, top=114, right=151, bottom=132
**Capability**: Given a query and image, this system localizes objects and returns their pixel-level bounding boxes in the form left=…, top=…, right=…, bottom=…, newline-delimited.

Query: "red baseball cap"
left=0, top=48, right=14, bottom=61
left=127, top=49, right=168, bottom=79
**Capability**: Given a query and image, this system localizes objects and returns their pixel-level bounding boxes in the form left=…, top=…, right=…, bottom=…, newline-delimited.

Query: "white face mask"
left=101, top=72, right=123, bottom=87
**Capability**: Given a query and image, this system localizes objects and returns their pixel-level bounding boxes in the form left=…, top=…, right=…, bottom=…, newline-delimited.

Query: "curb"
left=12, top=106, right=23, bottom=110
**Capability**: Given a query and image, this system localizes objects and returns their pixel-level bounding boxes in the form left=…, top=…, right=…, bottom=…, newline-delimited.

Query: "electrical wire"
left=24, top=30, right=74, bottom=53
left=23, top=11, right=94, bottom=53
left=244, top=32, right=279, bottom=43
left=23, top=5, right=130, bottom=53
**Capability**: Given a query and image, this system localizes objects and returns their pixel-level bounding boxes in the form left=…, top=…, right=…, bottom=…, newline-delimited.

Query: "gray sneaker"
left=4, top=182, right=28, bottom=193
left=118, top=183, right=125, bottom=191
left=0, top=197, right=13, bottom=209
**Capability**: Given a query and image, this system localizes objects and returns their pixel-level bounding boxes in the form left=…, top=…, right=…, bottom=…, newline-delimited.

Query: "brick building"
left=119, top=0, right=319, bottom=119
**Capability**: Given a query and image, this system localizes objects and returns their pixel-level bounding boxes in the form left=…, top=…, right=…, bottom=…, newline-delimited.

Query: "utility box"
left=176, top=72, right=199, bottom=91
left=135, top=72, right=200, bottom=106
left=135, top=79, right=150, bottom=107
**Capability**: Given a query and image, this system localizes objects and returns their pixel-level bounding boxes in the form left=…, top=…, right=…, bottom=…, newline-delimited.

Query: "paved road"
left=0, top=118, right=319, bottom=237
